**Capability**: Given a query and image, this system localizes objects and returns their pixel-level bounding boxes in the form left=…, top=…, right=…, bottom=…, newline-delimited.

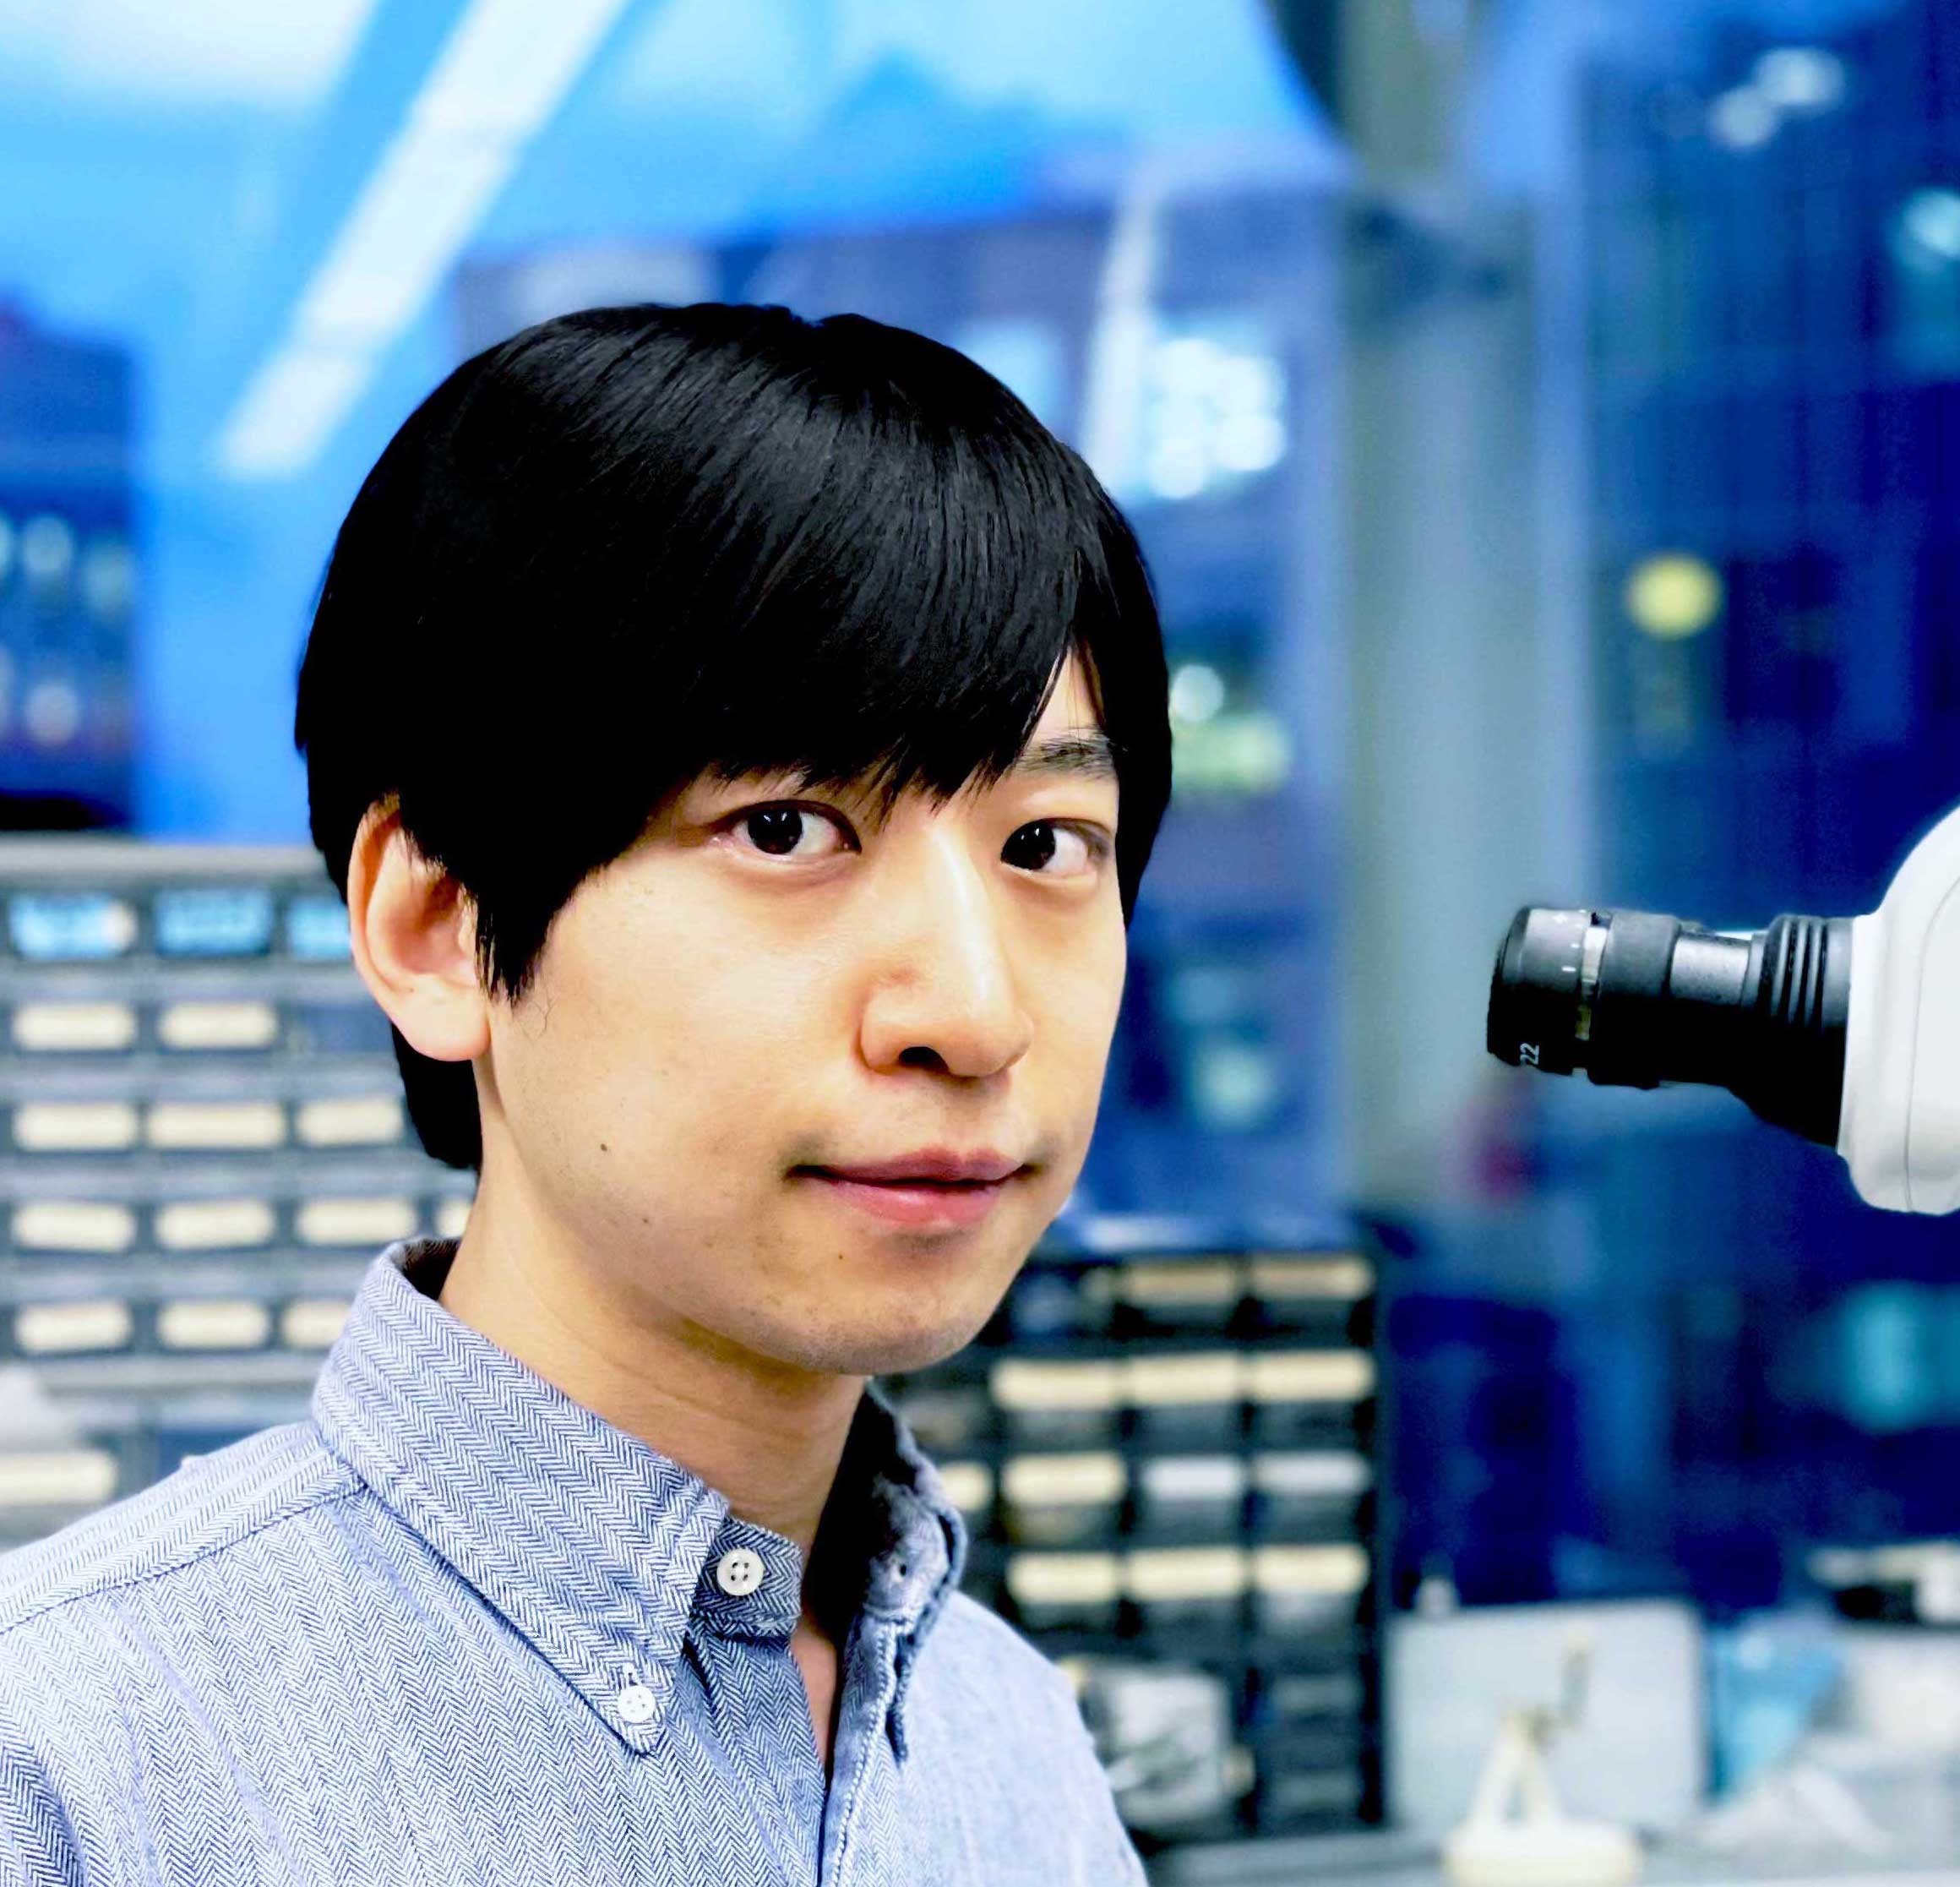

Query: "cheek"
left=1050, top=918, right=1129, bottom=1035
left=1042, top=922, right=1128, bottom=1088
left=494, top=899, right=828, bottom=1168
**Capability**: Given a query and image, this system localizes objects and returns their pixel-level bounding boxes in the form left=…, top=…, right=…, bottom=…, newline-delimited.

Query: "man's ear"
left=343, top=802, right=490, bottom=1065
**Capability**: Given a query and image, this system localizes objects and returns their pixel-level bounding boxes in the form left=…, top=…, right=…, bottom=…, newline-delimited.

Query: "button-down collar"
left=310, top=1238, right=967, bottom=1760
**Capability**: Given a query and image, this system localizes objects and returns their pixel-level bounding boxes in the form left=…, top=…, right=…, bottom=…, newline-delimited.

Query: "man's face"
left=476, top=653, right=1128, bottom=1377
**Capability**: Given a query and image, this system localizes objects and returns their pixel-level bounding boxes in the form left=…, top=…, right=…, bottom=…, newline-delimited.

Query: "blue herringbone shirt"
left=0, top=1239, right=1146, bottom=1884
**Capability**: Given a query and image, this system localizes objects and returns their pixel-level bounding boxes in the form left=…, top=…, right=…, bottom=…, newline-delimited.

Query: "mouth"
left=793, top=1164, right=1029, bottom=1232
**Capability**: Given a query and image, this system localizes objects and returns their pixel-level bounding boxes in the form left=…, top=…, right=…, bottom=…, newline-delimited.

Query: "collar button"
left=714, top=1547, right=765, bottom=1596
left=615, top=1682, right=657, bottom=1726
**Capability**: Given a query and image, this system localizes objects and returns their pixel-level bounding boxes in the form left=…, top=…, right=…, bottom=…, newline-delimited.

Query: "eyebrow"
left=692, top=730, right=1119, bottom=825
left=1009, top=731, right=1119, bottom=782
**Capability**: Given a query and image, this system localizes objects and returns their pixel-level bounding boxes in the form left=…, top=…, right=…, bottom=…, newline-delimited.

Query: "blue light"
left=8, top=892, right=137, bottom=961
left=153, top=886, right=275, bottom=957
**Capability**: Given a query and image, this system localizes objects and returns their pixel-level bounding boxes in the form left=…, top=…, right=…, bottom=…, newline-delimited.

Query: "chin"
left=770, top=1304, right=993, bottom=1379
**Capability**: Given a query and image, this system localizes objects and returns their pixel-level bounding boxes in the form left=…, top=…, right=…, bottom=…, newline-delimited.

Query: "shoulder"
left=912, top=1590, right=1100, bottom=1744
left=926, top=1589, right=1079, bottom=1698
left=0, top=1421, right=358, bottom=1644
left=910, top=1594, right=1147, bottom=1880
left=0, top=1426, right=362, bottom=1874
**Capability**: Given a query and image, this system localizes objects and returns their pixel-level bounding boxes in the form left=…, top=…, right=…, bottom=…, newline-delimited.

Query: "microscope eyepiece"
left=1487, top=906, right=1853, bottom=1145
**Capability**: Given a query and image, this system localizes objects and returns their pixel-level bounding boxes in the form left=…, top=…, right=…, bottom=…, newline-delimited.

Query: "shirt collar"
left=310, top=1238, right=968, bottom=1759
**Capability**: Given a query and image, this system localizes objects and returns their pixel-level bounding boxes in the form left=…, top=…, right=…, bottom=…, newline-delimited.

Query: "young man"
left=0, top=303, right=1171, bottom=1884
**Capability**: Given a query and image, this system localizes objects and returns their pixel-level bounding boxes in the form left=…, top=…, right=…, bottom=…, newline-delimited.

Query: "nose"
left=858, top=821, right=1035, bottom=1081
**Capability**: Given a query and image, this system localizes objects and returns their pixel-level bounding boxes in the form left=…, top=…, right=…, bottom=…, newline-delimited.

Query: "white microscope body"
left=1838, top=799, right=1960, bottom=1213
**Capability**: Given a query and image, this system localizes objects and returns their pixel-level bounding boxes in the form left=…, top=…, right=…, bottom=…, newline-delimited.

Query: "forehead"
left=975, top=652, right=1114, bottom=794
left=706, top=650, right=1111, bottom=790
left=1035, top=652, right=1102, bottom=743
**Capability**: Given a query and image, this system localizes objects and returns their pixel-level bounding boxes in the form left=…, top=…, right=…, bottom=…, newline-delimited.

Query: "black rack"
left=880, top=1228, right=1384, bottom=1848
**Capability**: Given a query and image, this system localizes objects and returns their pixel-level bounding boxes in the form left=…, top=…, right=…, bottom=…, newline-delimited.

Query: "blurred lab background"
left=6, top=0, right=1960, bottom=1879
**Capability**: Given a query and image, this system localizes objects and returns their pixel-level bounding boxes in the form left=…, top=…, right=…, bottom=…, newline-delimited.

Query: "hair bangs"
left=654, top=347, right=1125, bottom=818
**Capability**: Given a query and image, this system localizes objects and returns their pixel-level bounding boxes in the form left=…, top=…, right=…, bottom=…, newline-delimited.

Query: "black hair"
left=294, top=302, right=1171, bottom=1170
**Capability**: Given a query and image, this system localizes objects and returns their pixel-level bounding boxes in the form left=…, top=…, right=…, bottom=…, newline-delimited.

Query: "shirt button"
left=616, top=1683, right=657, bottom=1726
left=715, top=1547, right=765, bottom=1595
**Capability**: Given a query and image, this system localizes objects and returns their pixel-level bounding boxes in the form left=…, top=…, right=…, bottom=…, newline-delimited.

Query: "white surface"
left=1838, top=1627, right=1960, bottom=1749
left=1444, top=1818, right=1640, bottom=1887
left=1387, top=1601, right=1705, bottom=1835
left=1150, top=1831, right=1960, bottom=1887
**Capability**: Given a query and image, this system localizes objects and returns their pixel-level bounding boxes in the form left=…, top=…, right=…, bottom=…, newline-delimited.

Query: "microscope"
left=1487, top=801, right=1960, bottom=1213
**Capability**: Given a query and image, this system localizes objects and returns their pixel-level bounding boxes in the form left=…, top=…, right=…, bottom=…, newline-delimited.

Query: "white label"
left=1119, top=1259, right=1243, bottom=1306
left=1141, top=1454, right=1246, bottom=1502
left=1124, top=1351, right=1244, bottom=1406
left=156, top=1299, right=272, bottom=1351
left=1250, top=1450, right=1373, bottom=1497
left=1005, top=1552, right=1122, bottom=1606
left=1124, top=1547, right=1249, bottom=1602
left=1246, top=1255, right=1373, bottom=1300
left=155, top=1198, right=276, bottom=1252
left=0, top=1449, right=118, bottom=1506
left=146, top=1102, right=286, bottom=1150
left=15, top=1300, right=133, bottom=1353
left=1245, top=1350, right=1375, bottom=1404
left=934, top=1461, right=994, bottom=1513
left=1251, top=1543, right=1369, bottom=1595
left=280, top=1298, right=351, bottom=1350
left=297, top=1197, right=416, bottom=1247
left=990, top=1359, right=1124, bottom=1411
left=11, top=1002, right=135, bottom=1051
left=157, top=1001, right=279, bottom=1050
left=13, top=1103, right=139, bottom=1151
left=295, top=1096, right=403, bottom=1148
left=1001, top=1452, right=1126, bottom=1506
left=13, top=1202, right=136, bottom=1252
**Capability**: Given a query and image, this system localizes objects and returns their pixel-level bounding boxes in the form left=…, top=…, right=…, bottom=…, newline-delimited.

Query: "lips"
left=802, top=1170, right=1019, bottom=1231
left=811, top=1148, right=1025, bottom=1186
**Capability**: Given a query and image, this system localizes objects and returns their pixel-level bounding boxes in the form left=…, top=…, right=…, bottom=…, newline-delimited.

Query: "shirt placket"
left=818, top=1493, right=951, bottom=1884
left=689, top=1538, right=828, bottom=1887
left=816, top=1611, right=910, bottom=1887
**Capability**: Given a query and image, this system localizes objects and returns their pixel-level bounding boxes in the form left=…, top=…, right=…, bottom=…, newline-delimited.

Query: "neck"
left=438, top=1176, right=867, bottom=1579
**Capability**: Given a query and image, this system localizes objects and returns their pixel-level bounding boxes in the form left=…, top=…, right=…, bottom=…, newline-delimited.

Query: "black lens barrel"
left=1487, top=906, right=1852, bottom=1146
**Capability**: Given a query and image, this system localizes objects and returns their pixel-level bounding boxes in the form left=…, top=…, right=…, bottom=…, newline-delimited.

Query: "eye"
left=1003, top=820, right=1110, bottom=880
left=722, top=804, right=856, bottom=862
left=714, top=804, right=1110, bottom=877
